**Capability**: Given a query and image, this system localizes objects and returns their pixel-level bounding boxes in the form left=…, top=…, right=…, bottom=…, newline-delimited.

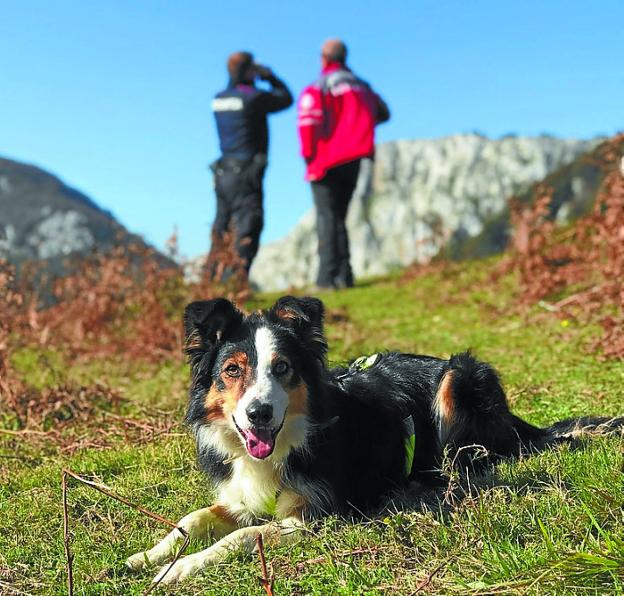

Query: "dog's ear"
left=271, top=295, right=324, bottom=329
left=183, top=299, right=242, bottom=359
left=269, top=296, right=327, bottom=363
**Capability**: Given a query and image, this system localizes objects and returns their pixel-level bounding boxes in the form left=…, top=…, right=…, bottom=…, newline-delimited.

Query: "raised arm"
left=255, top=66, right=293, bottom=113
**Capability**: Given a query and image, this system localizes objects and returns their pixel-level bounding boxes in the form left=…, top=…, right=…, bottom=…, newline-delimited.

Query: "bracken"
left=502, top=133, right=624, bottom=359
left=0, top=232, right=249, bottom=432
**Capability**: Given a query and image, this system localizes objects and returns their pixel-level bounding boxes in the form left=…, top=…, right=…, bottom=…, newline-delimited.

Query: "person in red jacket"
left=298, top=39, right=390, bottom=289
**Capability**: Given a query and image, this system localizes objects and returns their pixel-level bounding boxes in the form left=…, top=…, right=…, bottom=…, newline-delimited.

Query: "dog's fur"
left=127, top=296, right=623, bottom=585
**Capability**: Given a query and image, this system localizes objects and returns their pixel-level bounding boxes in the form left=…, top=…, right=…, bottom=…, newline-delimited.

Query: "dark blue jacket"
left=212, top=74, right=293, bottom=161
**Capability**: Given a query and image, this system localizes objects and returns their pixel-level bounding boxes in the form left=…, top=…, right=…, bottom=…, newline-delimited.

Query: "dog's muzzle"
left=234, top=401, right=284, bottom=459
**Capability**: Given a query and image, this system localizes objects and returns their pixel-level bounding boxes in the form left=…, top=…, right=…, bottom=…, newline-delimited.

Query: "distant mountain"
left=249, top=134, right=601, bottom=290
left=456, top=134, right=624, bottom=260
left=0, top=156, right=169, bottom=279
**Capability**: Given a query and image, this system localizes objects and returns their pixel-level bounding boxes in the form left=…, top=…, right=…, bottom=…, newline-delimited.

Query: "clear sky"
left=1, top=1, right=622, bottom=259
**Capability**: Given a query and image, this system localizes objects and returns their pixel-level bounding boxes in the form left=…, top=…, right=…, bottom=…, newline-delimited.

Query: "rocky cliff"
left=0, top=156, right=166, bottom=280
left=250, top=134, right=600, bottom=291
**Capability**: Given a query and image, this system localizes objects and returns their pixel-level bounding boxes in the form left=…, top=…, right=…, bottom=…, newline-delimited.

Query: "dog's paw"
left=152, top=555, right=202, bottom=585
left=125, top=551, right=151, bottom=572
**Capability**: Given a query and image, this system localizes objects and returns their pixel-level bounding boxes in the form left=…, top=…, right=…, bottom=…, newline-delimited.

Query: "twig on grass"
left=61, top=468, right=190, bottom=595
left=409, top=537, right=481, bottom=595
left=256, top=533, right=274, bottom=596
left=442, top=444, right=489, bottom=506
left=295, top=547, right=381, bottom=571
left=0, top=428, right=54, bottom=437
left=62, top=472, right=74, bottom=596
left=410, top=558, right=448, bottom=594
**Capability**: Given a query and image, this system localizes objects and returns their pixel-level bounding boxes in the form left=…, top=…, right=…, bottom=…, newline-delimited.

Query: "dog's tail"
left=439, top=352, right=546, bottom=456
left=542, top=416, right=624, bottom=440
left=439, top=352, right=623, bottom=459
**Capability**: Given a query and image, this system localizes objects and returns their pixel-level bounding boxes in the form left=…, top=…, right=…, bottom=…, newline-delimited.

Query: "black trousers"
left=208, top=155, right=266, bottom=278
left=311, top=159, right=361, bottom=288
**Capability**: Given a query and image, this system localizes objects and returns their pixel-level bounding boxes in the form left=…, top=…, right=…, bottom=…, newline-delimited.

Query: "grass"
left=1, top=258, right=623, bottom=595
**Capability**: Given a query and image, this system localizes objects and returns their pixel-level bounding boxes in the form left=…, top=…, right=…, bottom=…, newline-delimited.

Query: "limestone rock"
left=0, top=156, right=170, bottom=283
left=250, top=134, right=600, bottom=291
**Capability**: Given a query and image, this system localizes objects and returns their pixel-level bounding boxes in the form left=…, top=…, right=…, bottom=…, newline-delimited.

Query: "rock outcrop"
left=0, top=156, right=166, bottom=279
left=250, top=134, right=600, bottom=290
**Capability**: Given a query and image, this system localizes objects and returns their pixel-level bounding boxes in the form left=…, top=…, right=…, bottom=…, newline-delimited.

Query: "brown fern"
left=502, top=133, right=624, bottom=358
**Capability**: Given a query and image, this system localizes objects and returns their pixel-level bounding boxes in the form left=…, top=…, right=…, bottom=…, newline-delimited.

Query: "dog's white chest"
left=218, top=457, right=282, bottom=520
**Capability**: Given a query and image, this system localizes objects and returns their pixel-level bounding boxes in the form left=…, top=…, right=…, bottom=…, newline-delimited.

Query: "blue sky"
left=1, top=1, right=622, bottom=258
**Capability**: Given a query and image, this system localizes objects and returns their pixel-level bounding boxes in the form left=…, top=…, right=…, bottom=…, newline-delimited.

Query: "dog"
left=126, top=295, right=623, bottom=585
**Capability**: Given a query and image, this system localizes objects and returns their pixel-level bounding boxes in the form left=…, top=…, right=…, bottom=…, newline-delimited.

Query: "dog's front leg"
left=152, top=517, right=303, bottom=585
left=126, top=504, right=238, bottom=571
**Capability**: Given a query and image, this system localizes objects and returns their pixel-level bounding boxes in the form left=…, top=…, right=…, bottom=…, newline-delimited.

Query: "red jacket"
left=297, top=63, right=390, bottom=181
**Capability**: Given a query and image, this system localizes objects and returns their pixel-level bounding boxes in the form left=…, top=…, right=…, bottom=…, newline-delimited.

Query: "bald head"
left=321, top=39, right=347, bottom=65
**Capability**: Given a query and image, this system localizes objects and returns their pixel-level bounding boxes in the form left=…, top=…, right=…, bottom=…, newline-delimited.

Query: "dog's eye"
left=273, top=361, right=290, bottom=376
left=224, top=364, right=242, bottom=378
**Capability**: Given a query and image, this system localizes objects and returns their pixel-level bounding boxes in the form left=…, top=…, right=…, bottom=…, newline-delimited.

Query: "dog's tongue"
left=244, top=428, right=275, bottom=459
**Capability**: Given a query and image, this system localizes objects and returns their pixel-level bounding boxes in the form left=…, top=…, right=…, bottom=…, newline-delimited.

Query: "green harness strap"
left=350, top=353, right=382, bottom=371
left=402, top=414, right=416, bottom=476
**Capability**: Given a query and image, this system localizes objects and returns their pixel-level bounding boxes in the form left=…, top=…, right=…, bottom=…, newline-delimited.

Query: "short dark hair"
left=227, top=51, right=254, bottom=80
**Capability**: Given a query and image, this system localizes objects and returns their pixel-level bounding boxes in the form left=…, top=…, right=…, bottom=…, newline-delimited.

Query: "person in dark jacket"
left=298, top=39, right=389, bottom=289
left=207, top=51, right=292, bottom=280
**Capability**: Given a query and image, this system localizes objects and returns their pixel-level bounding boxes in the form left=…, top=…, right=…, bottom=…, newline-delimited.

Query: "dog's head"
left=183, top=296, right=327, bottom=461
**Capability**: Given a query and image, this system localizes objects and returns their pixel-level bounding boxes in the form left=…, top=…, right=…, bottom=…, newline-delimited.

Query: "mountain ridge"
left=0, top=155, right=168, bottom=279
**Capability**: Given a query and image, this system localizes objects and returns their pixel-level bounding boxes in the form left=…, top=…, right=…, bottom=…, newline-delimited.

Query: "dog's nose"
left=246, top=401, right=273, bottom=426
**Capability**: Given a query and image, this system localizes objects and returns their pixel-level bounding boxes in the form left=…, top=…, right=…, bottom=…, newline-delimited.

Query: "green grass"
left=1, top=259, right=623, bottom=594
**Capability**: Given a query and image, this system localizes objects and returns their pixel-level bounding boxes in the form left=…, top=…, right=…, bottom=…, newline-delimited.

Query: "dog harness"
left=341, top=353, right=416, bottom=477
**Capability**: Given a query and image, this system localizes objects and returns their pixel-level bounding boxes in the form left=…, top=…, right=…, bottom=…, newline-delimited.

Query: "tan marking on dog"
left=434, top=370, right=455, bottom=428
left=204, top=388, right=226, bottom=422
left=275, top=489, right=308, bottom=520
left=224, top=351, right=249, bottom=373
left=287, top=383, right=309, bottom=416
left=185, top=329, right=204, bottom=352
left=274, top=308, right=300, bottom=322
left=204, top=352, right=250, bottom=422
left=208, top=504, right=240, bottom=536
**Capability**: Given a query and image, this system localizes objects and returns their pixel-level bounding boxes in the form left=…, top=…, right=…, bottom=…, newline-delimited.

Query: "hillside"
left=453, top=135, right=624, bottom=259
left=2, top=260, right=623, bottom=594
left=2, top=137, right=623, bottom=594
left=0, top=156, right=166, bottom=278
left=250, top=134, right=600, bottom=290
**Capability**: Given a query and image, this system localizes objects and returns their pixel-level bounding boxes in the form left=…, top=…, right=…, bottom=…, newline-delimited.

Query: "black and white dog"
left=127, top=296, right=622, bottom=584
